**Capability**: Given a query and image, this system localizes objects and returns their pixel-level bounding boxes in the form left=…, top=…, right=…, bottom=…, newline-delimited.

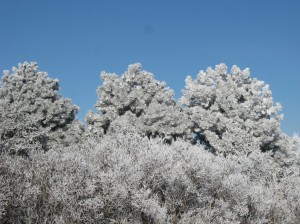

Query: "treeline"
left=0, top=62, right=300, bottom=223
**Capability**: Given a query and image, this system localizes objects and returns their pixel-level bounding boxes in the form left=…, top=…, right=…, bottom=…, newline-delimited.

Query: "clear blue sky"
left=0, top=0, right=299, bottom=136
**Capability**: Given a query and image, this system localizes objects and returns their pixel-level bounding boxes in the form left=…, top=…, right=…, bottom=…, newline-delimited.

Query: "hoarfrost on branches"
left=87, top=63, right=290, bottom=156
left=179, top=64, right=284, bottom=155
left=1, top=131, right=300, bottom=223
left=1, top=61, right=300, bottom=223
left=87, top=63, right=185, bottom=140
left=0, top=62, right=84, bottom=155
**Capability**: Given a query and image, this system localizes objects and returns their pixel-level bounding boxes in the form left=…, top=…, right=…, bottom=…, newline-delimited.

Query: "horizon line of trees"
left=0, top=61, right=295, bottom=157
left=1, top=62, right=300, bottom=223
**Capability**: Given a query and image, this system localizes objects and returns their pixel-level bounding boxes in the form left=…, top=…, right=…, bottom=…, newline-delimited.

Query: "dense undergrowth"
left=1, top=130, right=300, bottom=223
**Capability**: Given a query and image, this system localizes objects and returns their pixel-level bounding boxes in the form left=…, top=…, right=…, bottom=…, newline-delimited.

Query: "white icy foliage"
left=87, top=63, right=184, bottom=139
left=0, top=62, right=83, bottom=155
left=292, top=133, right=300, bottom=153
left=1, top=62, right=299, bottom=223
left=1, top=131, right=300, bottom=223
left=180, top=64, right=283, bottom=155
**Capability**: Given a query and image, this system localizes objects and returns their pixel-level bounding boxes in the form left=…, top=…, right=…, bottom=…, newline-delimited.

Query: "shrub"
left=1, top=130, right=300, bottom=223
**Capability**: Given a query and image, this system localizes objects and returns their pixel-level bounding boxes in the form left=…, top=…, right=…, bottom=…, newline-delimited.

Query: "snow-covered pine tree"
left=179, top=64, right=284, bottom=156
left=86, top=63, right=184, bottom=140
left=0, top=62, right=84, bottom=155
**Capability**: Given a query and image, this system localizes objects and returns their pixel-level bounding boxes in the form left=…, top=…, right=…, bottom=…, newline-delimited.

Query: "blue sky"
left=0, top=0, right=299, bottom=135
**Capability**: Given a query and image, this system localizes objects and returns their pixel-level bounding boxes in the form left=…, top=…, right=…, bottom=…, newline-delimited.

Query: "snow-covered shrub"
left=180, top=64, right=284, bottom=156
left=0, top=62, right=84, bottom=155
left=0, top=176, right=10, bottom=222
left=86, top=63, right=184, bottom=140
left=1, top=129, right=300, bottom=223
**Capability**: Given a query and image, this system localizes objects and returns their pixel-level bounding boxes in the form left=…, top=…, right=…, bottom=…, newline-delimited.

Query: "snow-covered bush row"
left=1, top=130, right=300, bottom=223
left=0, top=62, right=84, bottom=155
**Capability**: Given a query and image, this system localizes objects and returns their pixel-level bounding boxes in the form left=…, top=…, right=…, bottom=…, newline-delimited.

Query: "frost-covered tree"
left=87, top=63, right=184, bottom=140
left=180, top=64, right=284, bottom=155
left=0, top=62, right=83, bottom=155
